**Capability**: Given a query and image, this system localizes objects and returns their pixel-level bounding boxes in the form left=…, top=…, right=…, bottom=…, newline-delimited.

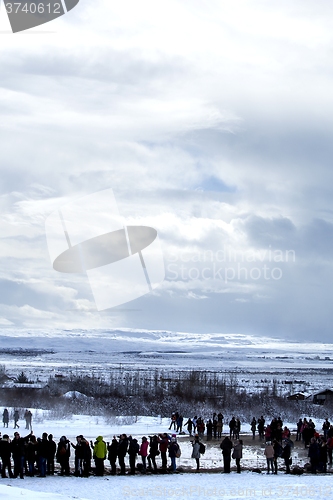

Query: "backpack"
left=59, top=445, right=67, bottom=456
left=199, top=442, right=206, bottom=455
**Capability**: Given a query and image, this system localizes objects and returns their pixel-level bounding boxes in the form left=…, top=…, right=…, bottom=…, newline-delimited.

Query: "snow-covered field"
left=1, top=328, right=333, bottom=394
left=1, top=471, right=333, bottom=500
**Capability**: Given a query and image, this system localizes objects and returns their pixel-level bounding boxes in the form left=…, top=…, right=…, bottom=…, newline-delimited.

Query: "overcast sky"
left=0, top=0, right=333, bottom=341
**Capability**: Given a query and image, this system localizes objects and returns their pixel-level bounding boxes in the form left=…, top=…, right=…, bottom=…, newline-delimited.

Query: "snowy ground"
left=1, top=471, right=333, bottom=500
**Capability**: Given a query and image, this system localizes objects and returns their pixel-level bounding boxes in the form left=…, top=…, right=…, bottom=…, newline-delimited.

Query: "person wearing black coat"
left=281, top=440, right=291, bottom=474
left=229, top=418, right=236, bottom=439
left=56, top=436, right=70, bottom=476
left=308, top=438, right=319, bottom=474
left=71, top=435, right=86, bottom=477
left=147, top=435, right=159, bottom=471
left=11, top=432, right=30, bottom=479
left=2, top=409, right=9, bottom=428
left=206, top=420, right=213, bottom=441
left=0, top=434, right=13, bottom=477
left=128, top=436, right=139, bottom=475
left=38, top=433, right=48, bottom=477
left=47, top=434, right=56, bottom=475
left=258, top=416, right=265, bottom=441
left=273, top=439, right=282, bottom=474
left=319, top=439, right=328, bottom=473
left=117, top=434, right=128, bottom=475
left=220, top=436, right=233, bottom=473
left=25, top=435, right=37, bottom=477
left=251, top=418, right=257, bottom=440
left=107, top=437, right=118, bottom=475
left=296, top=419, right=303, bottom=441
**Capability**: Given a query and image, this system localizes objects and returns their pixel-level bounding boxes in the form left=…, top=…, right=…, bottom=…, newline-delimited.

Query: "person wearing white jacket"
left=191, top=436, right=201, bottom=470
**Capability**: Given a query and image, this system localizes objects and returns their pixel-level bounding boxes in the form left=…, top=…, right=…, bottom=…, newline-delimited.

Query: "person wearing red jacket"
left=158, top=433, right=169, bottom=470
left=139, top=437, right=149, bottom=472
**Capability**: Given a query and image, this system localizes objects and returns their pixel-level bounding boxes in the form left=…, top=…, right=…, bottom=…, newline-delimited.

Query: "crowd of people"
left=0, top=410, right=332, bottom=477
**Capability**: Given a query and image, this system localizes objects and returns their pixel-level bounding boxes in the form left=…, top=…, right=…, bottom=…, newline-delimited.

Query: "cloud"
left=0, top=0, right=333, bottom=340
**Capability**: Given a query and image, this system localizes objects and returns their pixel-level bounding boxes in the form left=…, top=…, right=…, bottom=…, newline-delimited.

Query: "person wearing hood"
left=168, top=436, right=179, bottom=472
left=264, top=441, right=274, bottom=474
left=93, top=436, right=107, bottom=476
left=232, top=439, right=243, bottom=473
left=139, top=436, right=149, bottom=472
left=56, top=436, right=70, bottom=476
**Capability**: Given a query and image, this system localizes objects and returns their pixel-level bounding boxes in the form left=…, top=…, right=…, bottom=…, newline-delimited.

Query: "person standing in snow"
left=206, top=419, right=213, bottom=441
left=229, top=417, right=236, bottom=439
left=213, top=414, right=218, bottom=439
left=107, top=437, right=118, bottom=475
left=220, top=436, right=233, bottom=473
left=26, top=435, right=37, bottom=477
left=296, top=419, right=303, bottom=441
left=169, top=413, right=177, bottom=430
left=176, top=415, right=183, bottom=433
left=327, top=434, right=333, bottom=467
left=281, top=439, right=291, bottom=474
left=37, top=432, right=49, bottom=477
left=47, top=434, right=56, bottom=475
left=251, top=418, right=257, bottom=440
left=191, top=435, right=201, bottom=470
left=0, top=434, right=13, bottom=477
left=117, top=434, right=128, bottom=475
left=264, top=441, right=274, bottom=474
left=128, top=436, right=140, bottom=475
left=11, top=431, right=28, bottom=478
left=323, top=419, right=331, bottom=440
left=147, top=435, right=159, bottom=472
left=232, top=439, right=243, bottom=473
left=13, top=410, right=19, bottom=429
left=158, top=433, right=169, bottom=470
left=139, top=436, right=149, bottom=473
left=2, top=409, right=9, bottom=428
left=184, top=418, right=193, bottom=436
left=93, top=435, right=107, bottom=476
left=168, top=436, right=179, bottom=472
left=258, top=416, right=265, bottom=441
left=192, top=416, right=198, bottom=433
left=318, top=438, right=328, bottom=473
left=56, top=436, right=70, bottom=476
left=71, top=435, right=85, bottom=477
